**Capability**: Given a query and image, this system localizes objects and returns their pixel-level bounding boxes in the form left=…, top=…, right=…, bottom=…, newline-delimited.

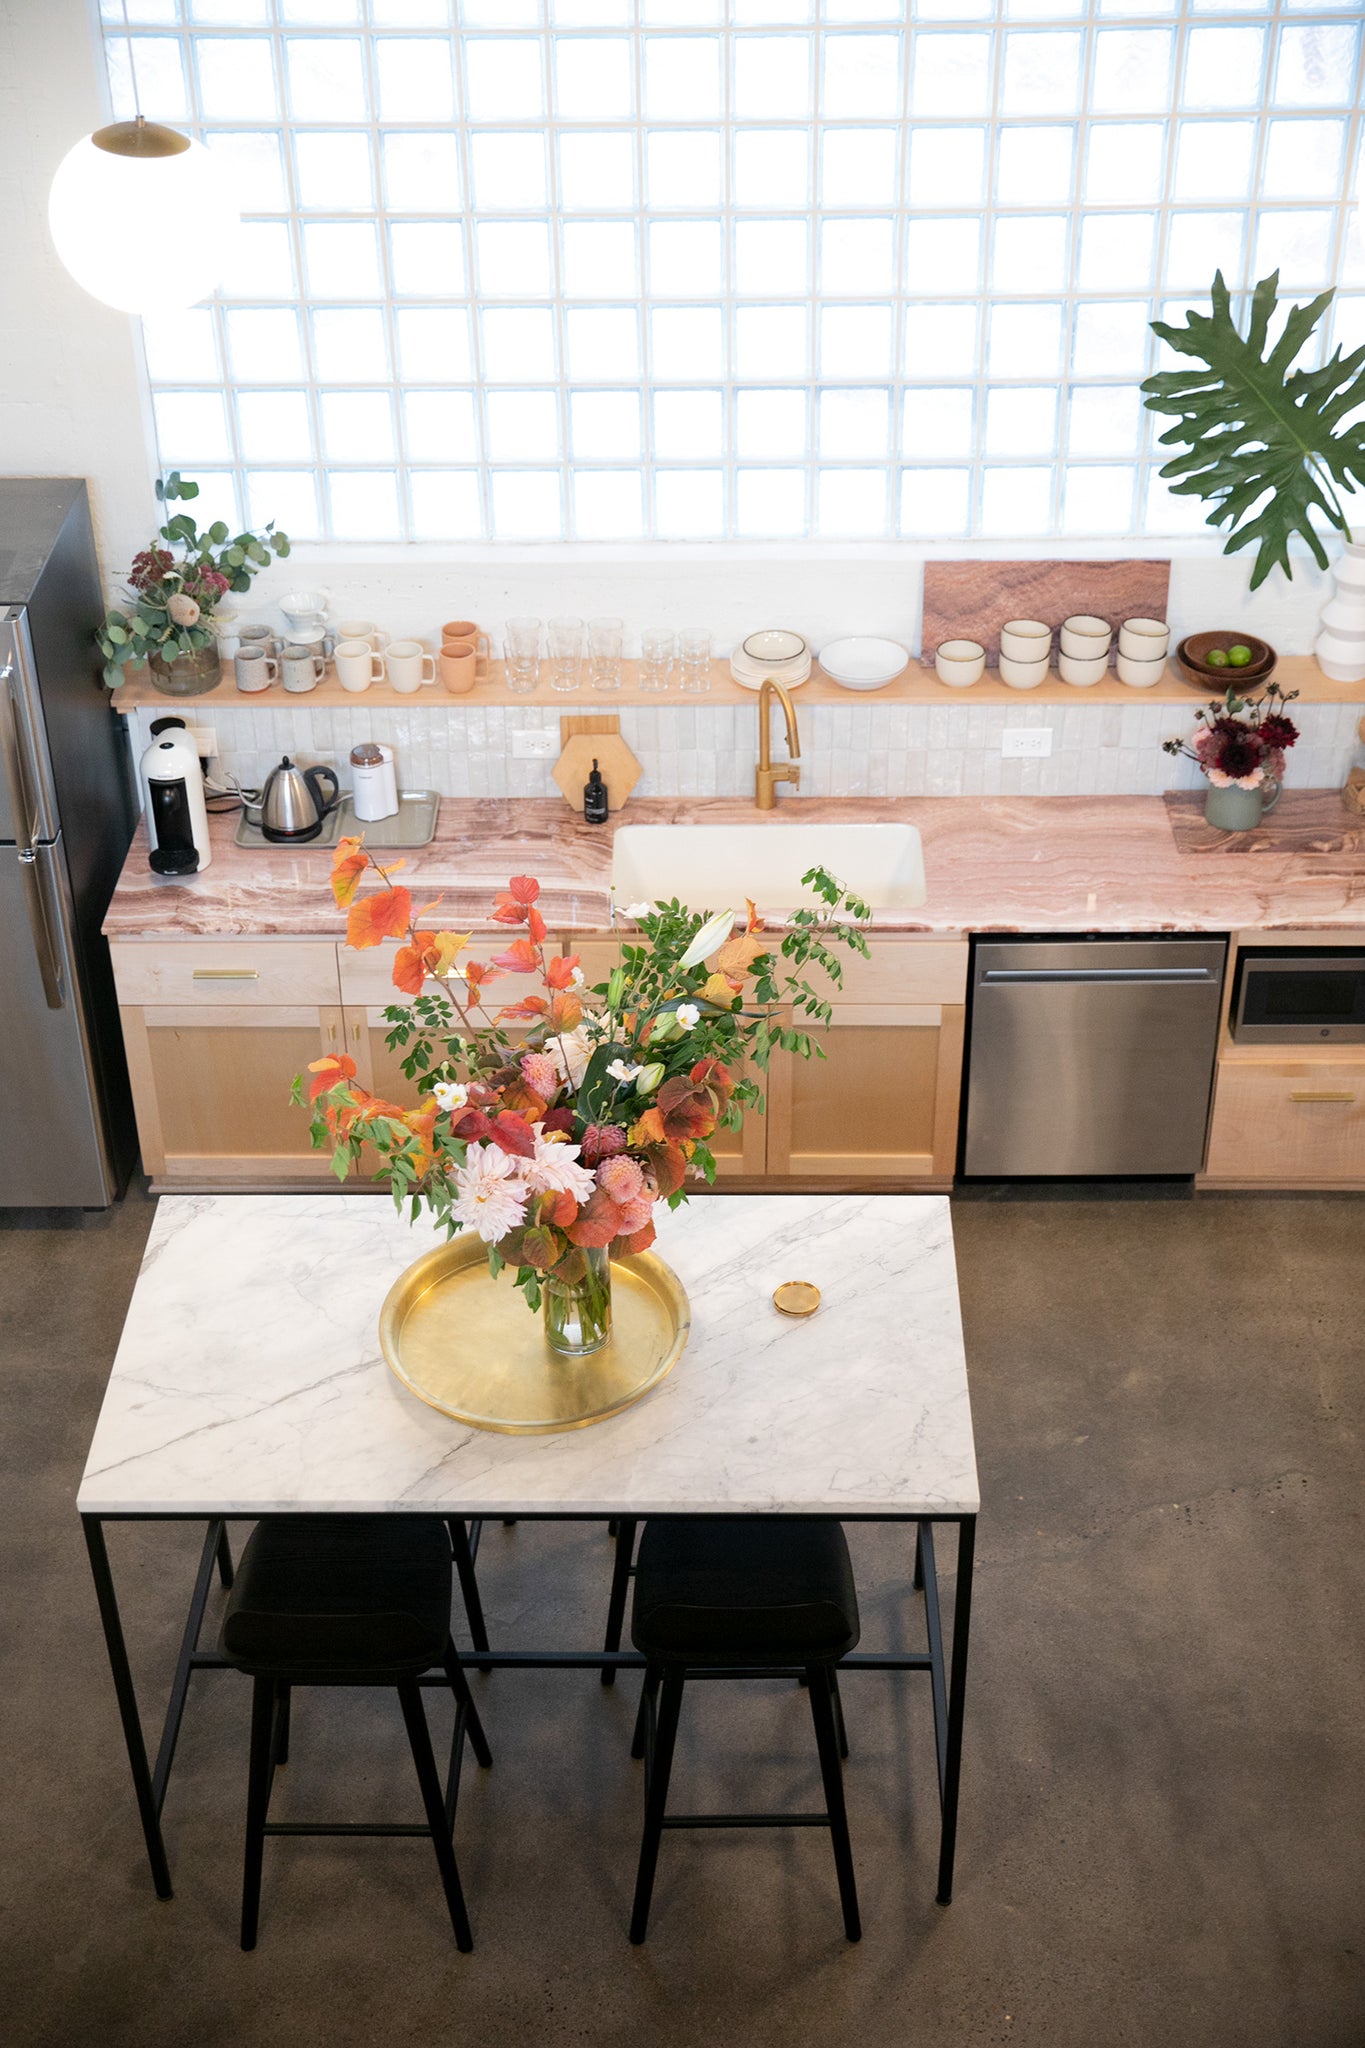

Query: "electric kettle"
left=257, top=757, right=340, bottom=843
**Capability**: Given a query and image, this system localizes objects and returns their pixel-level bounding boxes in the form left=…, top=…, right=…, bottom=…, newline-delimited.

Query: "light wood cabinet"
left=1203, top=1050, right=1365, bottom=1186
left=111, top=932, right=968, bottom=1192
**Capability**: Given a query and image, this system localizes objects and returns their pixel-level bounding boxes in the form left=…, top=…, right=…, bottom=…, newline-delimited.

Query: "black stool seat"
left=218, top=1513, right=490, bottom=1952
left=222, top=1515, right=453, bottom=1678
left=632, top=1516, right=860, bottom=1665
left=627, top=1516, right=862, bottom=1945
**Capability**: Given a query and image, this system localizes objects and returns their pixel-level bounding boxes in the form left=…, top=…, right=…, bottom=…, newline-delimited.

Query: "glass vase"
left=543, top=1246, right=612, bottom=1357
left=148, top=644, right=222, bottom=696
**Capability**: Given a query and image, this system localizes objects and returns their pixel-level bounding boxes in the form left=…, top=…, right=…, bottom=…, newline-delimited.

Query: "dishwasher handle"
left=981, top=966, right=1218, bottom=985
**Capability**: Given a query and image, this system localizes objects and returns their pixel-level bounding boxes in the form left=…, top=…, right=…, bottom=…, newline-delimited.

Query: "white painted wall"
left=0, top=0, right=158, bottom=575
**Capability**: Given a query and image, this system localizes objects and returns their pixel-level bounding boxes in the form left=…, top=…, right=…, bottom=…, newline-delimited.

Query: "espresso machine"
left=140, top=716, right=212, bottom=874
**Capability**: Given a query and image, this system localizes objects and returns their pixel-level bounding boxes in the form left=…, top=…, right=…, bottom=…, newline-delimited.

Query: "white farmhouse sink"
left=611, top=822, right=927, bottom=914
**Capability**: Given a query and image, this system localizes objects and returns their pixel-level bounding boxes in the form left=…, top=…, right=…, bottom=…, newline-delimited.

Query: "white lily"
left=678, top=908, right=735, bottom=972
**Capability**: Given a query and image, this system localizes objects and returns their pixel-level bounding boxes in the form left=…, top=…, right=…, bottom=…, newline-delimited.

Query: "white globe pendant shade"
left=49, top=121, right=239, bottom=315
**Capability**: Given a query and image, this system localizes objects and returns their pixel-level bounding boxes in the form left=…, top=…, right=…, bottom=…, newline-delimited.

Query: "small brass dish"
left=772, top=1280, right=821, bottom=1319
left=380, top=1234, right=691, bottom=1434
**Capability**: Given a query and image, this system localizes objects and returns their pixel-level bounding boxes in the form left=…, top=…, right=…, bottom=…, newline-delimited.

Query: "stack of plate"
left=730, top=628, right=811, bottom=690
left=818, top=636, right=910, bottom=691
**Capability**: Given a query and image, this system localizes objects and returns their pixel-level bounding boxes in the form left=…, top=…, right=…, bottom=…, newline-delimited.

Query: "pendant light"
left=48, top=6, right=238, bottom=315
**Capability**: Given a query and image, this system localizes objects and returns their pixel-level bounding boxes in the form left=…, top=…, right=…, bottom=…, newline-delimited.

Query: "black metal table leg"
left=601, top=1516, right=637, bottom=1687
left=935, top=1515, right=976, bottom=1906
left=81, top=1516, right=174, bottom=1900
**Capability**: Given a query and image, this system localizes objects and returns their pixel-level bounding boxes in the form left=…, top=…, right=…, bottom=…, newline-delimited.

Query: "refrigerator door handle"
left=16, top=845, right=66, bottom=1010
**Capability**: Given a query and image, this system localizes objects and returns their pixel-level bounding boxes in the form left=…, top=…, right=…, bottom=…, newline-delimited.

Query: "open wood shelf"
left=110, top=653, right=1353, bottom=715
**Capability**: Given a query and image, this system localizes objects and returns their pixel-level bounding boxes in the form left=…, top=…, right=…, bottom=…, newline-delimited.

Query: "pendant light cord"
left=116, top=0, right=144, bottom=127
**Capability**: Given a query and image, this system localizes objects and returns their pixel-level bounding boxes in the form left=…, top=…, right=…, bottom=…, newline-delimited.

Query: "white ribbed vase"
left=1314, top=542, right=1365, bottom=683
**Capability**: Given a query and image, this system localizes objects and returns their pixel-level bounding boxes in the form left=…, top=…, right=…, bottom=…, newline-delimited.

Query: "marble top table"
left=79, top=1191, right=978, bottom=1519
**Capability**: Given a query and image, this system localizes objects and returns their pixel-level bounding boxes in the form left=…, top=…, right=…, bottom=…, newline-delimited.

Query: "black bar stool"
left=219, top=1514, right=492, bottom=1951
left=627, top=1515, right=861, bottom=1945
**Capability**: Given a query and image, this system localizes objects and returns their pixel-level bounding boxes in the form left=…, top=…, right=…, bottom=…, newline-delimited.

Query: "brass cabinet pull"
left=192, top=968, right=259, bottom=980
left=328, top=1022, right=338, bottom=1042
left=351, top=1021, right=362, bottom=1041
left=1289, top=1090, right=1355, bottom=1104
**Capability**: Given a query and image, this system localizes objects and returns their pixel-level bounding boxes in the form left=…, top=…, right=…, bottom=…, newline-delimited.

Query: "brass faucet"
left=755, top=676, right=802, bottom=810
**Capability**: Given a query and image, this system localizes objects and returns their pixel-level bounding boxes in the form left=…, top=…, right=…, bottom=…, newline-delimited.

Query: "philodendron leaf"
left=1142, top=270, right=1365, bottom=589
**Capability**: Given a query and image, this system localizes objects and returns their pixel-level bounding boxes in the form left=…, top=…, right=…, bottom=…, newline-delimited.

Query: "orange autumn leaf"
left=491, top=936, right=539, bottom=973
left=714, top=932, right=767, bottom=979
left=306, top=1052, right=356, bottom=1102
left=526, top=904, right=547, bottom=943
left=346, top=884, right=412, bottom=950
left=546, top=952, right=580, bottom=990
left=330, top=838, right=369, bottom=909
left=491, top=895, right=524, bottom=925
left=462, top=957, right=504, bottom=994
left=700, top=971, right=741, bottom=1008
left=496, top=994, right=549, bottom=1021
left=621, top=1216, right=657, bottom=1255
left=414, top=897, right=446, bottom=923
left=629, top=1107, right=666, bottom=1147
left=548, top=1186, right=579, bottom=1229
left=745, top=897, right=765, bottom=934
left=392, top=933, right=435, bottom=997
left=509, top=874, right=540, bottom=904
left=548, top=990, right=582, bottom=1031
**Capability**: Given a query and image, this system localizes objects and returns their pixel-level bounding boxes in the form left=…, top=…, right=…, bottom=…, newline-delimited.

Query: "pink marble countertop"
left=103, top=796, right=1365, bottom=942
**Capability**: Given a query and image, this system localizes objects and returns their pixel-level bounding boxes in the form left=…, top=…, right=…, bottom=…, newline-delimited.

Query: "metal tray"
left=233, top=789, right=439, bottom=851
left=379, top=1233, right=691, bottom=1434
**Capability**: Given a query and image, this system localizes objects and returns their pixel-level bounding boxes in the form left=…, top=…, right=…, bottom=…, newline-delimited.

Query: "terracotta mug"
left=440, top=641, right=488, bottom=694
left=441, top=619, right=488, bottom=654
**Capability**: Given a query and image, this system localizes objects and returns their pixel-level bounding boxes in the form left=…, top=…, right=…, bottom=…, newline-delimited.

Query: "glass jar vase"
left=543, top=1245, right=612, bottom=1357
left=148, top=644, right=222, bottom=696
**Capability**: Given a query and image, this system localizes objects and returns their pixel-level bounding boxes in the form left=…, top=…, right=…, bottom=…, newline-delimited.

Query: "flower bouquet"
left=295, top=844, right=871, bottom=1356
left=96, top=471, right=290, bottom=694
left=1163, top=680, right=1299, bottom=830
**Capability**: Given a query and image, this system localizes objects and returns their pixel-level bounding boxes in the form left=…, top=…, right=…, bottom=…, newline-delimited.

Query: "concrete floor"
left=1, top=1182, right=1362, bottom=2048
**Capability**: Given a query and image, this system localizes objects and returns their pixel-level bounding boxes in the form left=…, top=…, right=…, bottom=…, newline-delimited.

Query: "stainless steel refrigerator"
left=0, top=480, right=138, bottom=1205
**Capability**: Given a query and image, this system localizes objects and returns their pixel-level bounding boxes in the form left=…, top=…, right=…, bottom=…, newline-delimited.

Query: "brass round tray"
left=379, top=1234, right=691, bottom=1435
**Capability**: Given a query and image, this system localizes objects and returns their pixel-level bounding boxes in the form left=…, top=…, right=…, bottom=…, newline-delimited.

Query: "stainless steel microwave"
left=1232, top=950, right=1365, bottom=1043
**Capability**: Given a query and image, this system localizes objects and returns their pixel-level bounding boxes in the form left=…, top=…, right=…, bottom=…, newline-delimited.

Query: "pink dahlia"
left=597, top=1154, right=645, bottom=1205
left=520, top=1051, right=560, bottom=1100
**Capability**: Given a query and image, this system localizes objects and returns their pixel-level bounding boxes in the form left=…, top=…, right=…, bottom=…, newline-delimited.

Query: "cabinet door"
left=120, top=1004, right=340, bottom=1184
left=1204, top=1056, right=1365, bottom=1183
left=765, top=1004, right=964, bottom=1182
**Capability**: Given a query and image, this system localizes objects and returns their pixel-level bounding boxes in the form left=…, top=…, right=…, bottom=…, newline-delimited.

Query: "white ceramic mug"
left=335, top=638, right=387, bottom=693
left=1059, top=650, right=1109, bottom=686
left=935, top=638, right=984, bottom=686
left=999, top=653, right=1049, bottom=689
left=387, top=638, right=437, bottom=693
left=238, top=623, right=276, bottom=657
left=1060, top=615, right=1112, bottom=659
left=999, top=619, right=1051, bottom=663
left=281, top=642, right=326, bottom=694
left=234, top=646, right=276, bottom=693
left=338, top=618, right=387, bottom=650
left=1116, top=652, right=1166, bottom=688
left=1118, top=617, right=1169, bottom=660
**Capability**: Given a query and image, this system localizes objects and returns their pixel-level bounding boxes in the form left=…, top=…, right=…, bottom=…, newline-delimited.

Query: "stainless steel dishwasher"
left=963, top=936, right=1226, bottom=1177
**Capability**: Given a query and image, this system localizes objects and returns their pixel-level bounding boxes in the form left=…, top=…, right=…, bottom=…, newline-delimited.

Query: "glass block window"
left=101, top=3, right=1365, bottom=545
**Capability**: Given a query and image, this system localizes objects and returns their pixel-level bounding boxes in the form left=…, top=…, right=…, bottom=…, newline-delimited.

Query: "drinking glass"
left=504, top=616, right=541, bottom=694
left=588, top=615, right=624, bottom=693
left=639, top=627, right=674, bottom=693
left=677, top=625, right=711, bottom=694
left=548, top=615, right=583, bottom=693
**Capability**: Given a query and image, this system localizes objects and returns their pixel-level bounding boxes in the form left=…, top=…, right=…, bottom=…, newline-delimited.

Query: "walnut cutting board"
left=1164, top=789, right=1365, bottom=857
left=921, top=559, right=1170, bottom=666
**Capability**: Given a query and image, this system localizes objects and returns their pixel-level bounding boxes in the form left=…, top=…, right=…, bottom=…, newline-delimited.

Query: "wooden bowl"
left=1176, top=631, right=1276, bottom=689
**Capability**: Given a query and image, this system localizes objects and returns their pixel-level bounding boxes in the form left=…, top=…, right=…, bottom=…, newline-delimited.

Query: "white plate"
left=818, top=636, right=910, bottom=690
left=729, top=654, right=811, bottom=689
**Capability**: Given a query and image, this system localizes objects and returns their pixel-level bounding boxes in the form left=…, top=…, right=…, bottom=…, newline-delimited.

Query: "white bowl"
left=1059, top=650, right=1109, bottom=686
left=818, top=635, right=910, bottom=690
left=1117, top=651, right=1167, bottom=688
left=936, top=638, right=984, bottom=686
left=741, top=627, right=808, bottom=667
left=1000, top=619, right=1052, bottom=662
left=1119, top=617, right=1169, bottom=659
left=1060, top=618, right=1113, bottom=659
left=999, top=653, right=1050, bottom=690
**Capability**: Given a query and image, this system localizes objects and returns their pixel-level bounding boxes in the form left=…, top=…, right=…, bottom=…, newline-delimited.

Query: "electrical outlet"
left=512, top=729, right=557, bottom=759
left=186, top=726, right=217, bottom=761
left=1001, top=727, right=1053, bottom=759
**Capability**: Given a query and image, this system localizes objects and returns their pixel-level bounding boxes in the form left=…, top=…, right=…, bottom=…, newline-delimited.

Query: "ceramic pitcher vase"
left=1314, top=541, right=1365, bottom=684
